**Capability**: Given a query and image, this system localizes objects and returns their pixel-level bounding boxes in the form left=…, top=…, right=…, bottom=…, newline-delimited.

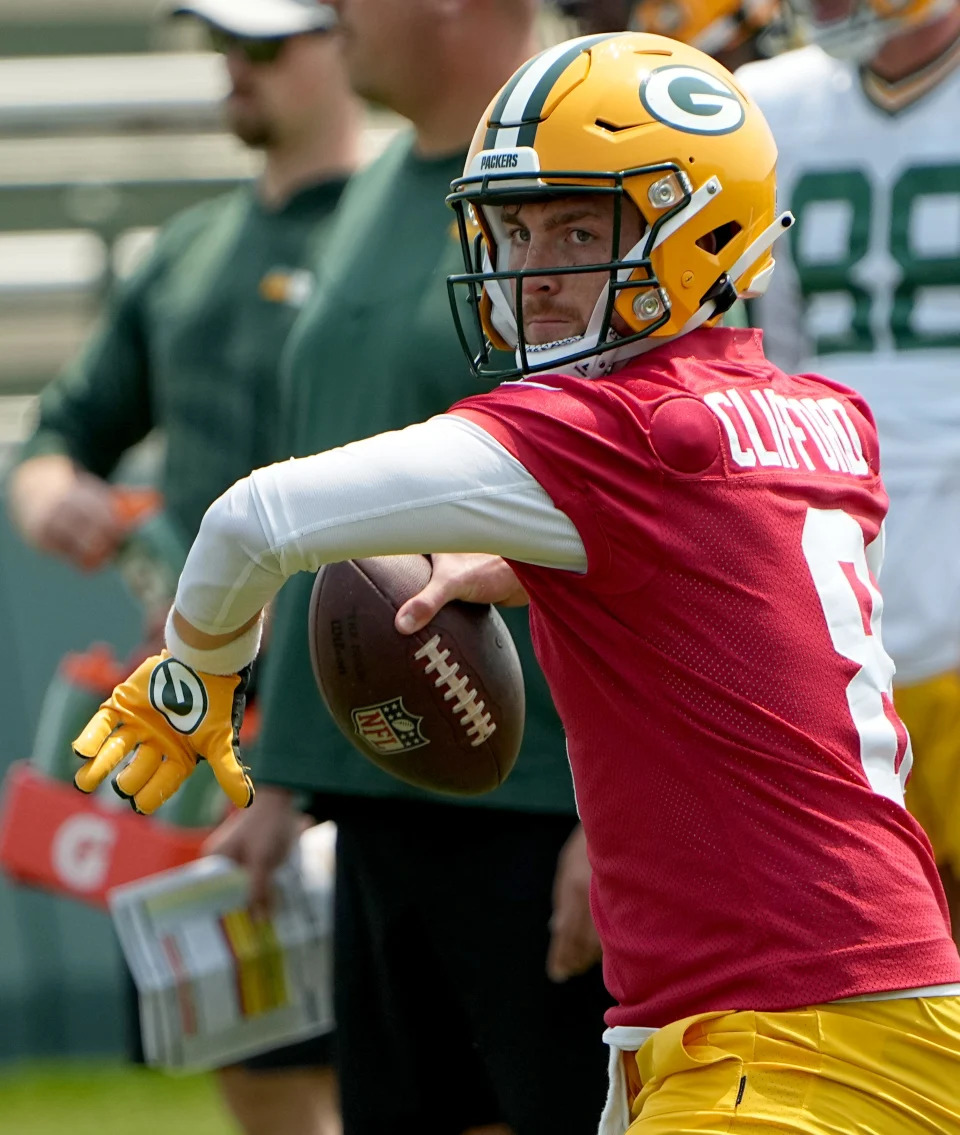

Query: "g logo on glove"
left=150, top=659, right=208, bottom=734
left=72, top=650, right=255, bottom=815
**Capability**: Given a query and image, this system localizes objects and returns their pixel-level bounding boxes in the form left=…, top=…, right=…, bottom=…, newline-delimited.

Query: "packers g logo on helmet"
left=640, top=66, right=746, bottom=135
left=446, top=32, right=793, bottom=381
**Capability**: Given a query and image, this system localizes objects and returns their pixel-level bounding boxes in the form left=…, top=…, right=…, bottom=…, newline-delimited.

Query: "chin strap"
left=699, top=273, right=738, bottom=317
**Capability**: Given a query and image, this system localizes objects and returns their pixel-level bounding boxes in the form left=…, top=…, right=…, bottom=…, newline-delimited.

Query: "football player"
left=739, top=0, right=960, bottom=940
left=69, top=32, right=960, bottom=1134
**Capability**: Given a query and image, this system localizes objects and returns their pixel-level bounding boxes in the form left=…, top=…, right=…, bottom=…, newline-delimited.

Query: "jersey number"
left=801, top=507, right=910, bottom=804
left=790, top=163, right=960, bottom=355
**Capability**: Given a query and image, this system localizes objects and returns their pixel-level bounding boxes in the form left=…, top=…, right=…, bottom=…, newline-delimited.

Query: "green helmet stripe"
left=514, top=33, right=619, bottom=147
left=484, top=33, right=620, bottom=151
left=482, top=55, right=543, bottom=149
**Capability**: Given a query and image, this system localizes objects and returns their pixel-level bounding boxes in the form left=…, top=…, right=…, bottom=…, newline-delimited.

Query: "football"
left=308, top=555, right=525, bottom=796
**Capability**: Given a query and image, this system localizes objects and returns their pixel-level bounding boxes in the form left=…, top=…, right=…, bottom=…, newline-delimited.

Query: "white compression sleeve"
left=175, top=414, right=587, bottom=638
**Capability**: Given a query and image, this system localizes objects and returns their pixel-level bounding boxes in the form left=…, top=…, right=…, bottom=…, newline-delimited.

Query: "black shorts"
left=327, top=795, right=613, bottom=1135
left=240, top=1028, right=336, bottom=1071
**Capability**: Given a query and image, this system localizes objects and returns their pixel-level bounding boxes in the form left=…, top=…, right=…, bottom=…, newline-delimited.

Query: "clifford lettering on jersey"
left=703, top=388, right=869, bottom=475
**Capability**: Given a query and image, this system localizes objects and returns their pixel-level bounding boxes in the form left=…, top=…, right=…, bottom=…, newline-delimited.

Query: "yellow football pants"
left=624, top=997, right=960, bottom=1133
left=897, top=672, right=960, bottom=877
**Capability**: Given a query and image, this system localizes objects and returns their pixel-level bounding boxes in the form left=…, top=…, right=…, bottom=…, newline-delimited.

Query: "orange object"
left=60, top=643, right=128, bottom=695
left=239, top=700, right=261, bottom=746
left=0, top=763, right=209, bottom=908
left=112, top=487, right=163, bottom=532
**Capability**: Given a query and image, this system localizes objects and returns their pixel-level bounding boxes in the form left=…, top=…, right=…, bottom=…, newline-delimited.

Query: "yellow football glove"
left=72, top=651, right=255, bottom=815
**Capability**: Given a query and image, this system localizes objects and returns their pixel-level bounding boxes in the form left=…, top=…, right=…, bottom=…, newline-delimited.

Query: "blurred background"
left=0, top=0, right=389, bottom=1125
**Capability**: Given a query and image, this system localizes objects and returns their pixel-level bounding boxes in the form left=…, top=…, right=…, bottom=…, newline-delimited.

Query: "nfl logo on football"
left=351, top=698, right=429, bottom=755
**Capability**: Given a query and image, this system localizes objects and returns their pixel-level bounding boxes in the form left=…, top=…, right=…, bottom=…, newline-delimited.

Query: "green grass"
left=0, top=1062, right=236, bottom=1135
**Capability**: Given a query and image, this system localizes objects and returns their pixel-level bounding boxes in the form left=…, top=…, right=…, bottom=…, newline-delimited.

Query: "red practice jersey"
left=451, top=327, right=960, bottom=1029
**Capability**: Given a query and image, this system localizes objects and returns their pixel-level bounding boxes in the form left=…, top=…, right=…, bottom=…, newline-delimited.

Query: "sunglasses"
left=208, top=27, right=294, bottom=64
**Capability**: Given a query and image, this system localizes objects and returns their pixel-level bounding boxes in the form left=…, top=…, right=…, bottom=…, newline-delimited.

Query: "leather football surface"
left=308, top=555, right=525, bottom=795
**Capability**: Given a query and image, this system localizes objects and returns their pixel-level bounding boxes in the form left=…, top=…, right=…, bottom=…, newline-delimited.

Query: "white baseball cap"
left=172, top=0, right=338, bottom=38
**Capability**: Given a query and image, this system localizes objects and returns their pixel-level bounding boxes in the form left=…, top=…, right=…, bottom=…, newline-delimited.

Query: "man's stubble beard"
left=228, top=117, right=276, bottom=150
left=225, top=98, right=276, bottom=150
left=521, top=298, right=589, bottom=344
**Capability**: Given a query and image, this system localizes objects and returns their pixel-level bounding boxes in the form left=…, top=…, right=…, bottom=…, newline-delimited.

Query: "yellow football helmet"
left=777, top=0, right=954, bottom=58
left=629, top=0, right=779, bottom=58
left=447, top=32, right=792, bottom=379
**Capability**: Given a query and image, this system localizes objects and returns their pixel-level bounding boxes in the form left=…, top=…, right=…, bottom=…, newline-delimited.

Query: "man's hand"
left=72, top=651, right=255, bottom=815
left=395, top=553, right=529, bottom=634
left=547, top=824, right=602, bottom=983
left=8, top=454, right=125, bottom=570
left=203, top=785, right=305, bottom=917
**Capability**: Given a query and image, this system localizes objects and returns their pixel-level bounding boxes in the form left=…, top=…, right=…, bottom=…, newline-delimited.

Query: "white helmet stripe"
left=489, top=34, right=617, bottom=150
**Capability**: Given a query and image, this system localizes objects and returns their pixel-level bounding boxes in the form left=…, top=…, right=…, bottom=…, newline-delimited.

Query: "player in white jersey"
left=739, top=0, right=960, bottom=938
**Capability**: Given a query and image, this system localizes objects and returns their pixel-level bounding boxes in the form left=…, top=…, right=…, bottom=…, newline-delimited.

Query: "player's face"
left=222, top=31, right=343, bottom=148
left=501, top=195, right=643, bottom=345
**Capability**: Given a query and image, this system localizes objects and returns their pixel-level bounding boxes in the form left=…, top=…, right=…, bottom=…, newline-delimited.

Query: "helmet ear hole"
left=695, top=221, right=742, bottom=255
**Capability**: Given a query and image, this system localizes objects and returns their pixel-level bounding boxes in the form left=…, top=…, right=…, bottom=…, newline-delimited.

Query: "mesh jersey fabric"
left=450, top=326, right=960, bottom=1028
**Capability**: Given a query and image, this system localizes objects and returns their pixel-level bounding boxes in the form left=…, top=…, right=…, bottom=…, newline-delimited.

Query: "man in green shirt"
left=9, top=2, right=357, bottom=573
left=7, top=3, right=358, bottom=1134
left=206, top=1, right=611, bottom=1132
